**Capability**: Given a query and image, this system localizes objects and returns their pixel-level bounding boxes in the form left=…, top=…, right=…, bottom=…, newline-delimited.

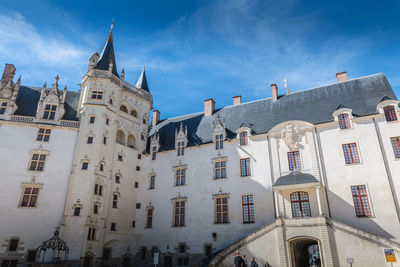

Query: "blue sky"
left=1, top=0, right=400, bottom=118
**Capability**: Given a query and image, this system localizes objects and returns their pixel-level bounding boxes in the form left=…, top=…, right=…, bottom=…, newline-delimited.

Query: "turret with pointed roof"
left=136, top=65, right=149, bottom=92
left=94, top=21, right=119, bottom=77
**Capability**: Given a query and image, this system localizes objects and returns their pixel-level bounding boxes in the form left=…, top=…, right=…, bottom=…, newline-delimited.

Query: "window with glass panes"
left=174, top=200, right=185, bottom=226
left=93, top=204, right=98, bottom=214
left=91, top=90, right=103, bottom=99
left=338, top=114, right=351, bottom=129
left=239, top=131, right=248, bottom=145
left=42, top=104, right=57, bottom=120
left=384, top=106, right=398, bottom=122
left=87, top=228, right=96, bottom=240
left=242, top=195, right=255, bottom=223
left=214, top=161, right=226, bottom=179
left=29, top=153, right=46, bottom=171
left=288, top=151, right=301, bottom=170
left=0, top=102, right=7, bottom=114
left=351, top=185, right=372, bottom=217
left=74, top=207, right=80, bottom=216
left=82, top=161, right=88, bottom=170
left=94, top=184, right=103, bottom=196
left=215, top=134, right=223, bottom=150
left=115, top=175, right=120, bottom=184
left=240, top=158, right=251, bottom=177
left=215, top=196, right=229, bottom=223
left=177, top=141, right=185, bottom=156
left=36, top=128, right=51, bottom=142
left=87, top=136, right=93, bottom=144
left=146, top=208, right=153, bottom=228
left=152, top=146, right=157, bottom=160
left=19, top=187, right=39, bottom=207
left=290, top=191, right=311, bottom=218
left=175, top=168, right=186, bottom=186
left=150, top=176, right=155, bottom=189
left=391, top=137, right=400, bottom=158
left=112, top=195, right=118, bottom=208
left=342, top=143, right=360, bottom=164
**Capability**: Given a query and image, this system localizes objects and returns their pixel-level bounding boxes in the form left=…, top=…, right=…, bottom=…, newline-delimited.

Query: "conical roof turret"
left=94, top=21, right=119, bottom=77
left=135, top=65, right=149, bottom=92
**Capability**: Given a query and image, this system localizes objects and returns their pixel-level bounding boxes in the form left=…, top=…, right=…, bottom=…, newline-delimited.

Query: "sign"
left=346, top=258, right=354, bottom=264
left=154, top=251, right=159, bottom=265
left=385, top=249, right=396, bottom=262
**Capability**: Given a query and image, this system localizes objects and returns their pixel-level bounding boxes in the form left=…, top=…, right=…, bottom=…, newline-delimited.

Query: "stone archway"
left=290, top=237, right=321, bottom=267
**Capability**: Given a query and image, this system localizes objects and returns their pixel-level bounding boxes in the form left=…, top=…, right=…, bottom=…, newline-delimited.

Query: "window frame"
left=91, top=90, right=103, bottom=100
left=172, top=198, right=186, bottom=227
left=36, top=128, right=51, bottom=142
left=29, top=153, right=47, bottom=171
left=287, top=151, right=301, bottom=171
left=391, top=136, right=400, bottom=159
left=42, top=104, right=57, bottom=120
left=175, top=168, right=186, bottom=186
left=384, top=105, right=398, bottom=122
left=342, top=143, right=360, bottom=164
left=240, top=158, right=251, bottom=177
left=239, top=131, right=248, bottom=146
left=149, top=175, right=156, bottom=189
left=146, top=207, right=154, bottom=228
left=214, top=160, right=227, bottom=179
left=214, top=195, right=229, bottom=224
left=351, top=185, right=372, bottom=217
left=177, top=141, right=185, bottom=156
left=242, top=195, right=255, bottom=224
left=290, top=191, right=312, bottom=218
left=338, top=113, right=351, bottom=129
left=215, top=134, right=224, bottom=150
left=0, top=101, right=7, bottom=114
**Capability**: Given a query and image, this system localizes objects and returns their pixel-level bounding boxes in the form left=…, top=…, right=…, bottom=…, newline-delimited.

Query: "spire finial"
left=107, top=19, right=114, bottom=42
left=284, top=78, right=290, bottom=94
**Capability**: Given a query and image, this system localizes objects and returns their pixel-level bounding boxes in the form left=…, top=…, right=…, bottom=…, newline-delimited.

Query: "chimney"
left=152, top=109, right=160, bottom=126
left=233, top=95, right=242, bottom=105
left=1, top=64, right=16, bottom=83
left=271, top=84, right=278, bottom=101
left=336, top=71, right=348, bottom=82
left=204, top=98, right=215, bottom=117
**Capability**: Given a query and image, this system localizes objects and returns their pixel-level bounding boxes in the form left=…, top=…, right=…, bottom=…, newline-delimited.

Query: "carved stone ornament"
left=280, top=124, right=302, bottom=151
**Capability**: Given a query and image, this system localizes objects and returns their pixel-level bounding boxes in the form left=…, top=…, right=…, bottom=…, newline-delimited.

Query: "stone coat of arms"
left=281, top=124, right=302, bottom=151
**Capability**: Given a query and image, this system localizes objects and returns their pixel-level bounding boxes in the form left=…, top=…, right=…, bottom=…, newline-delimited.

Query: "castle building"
left=1, top=24, right=400, bottom=267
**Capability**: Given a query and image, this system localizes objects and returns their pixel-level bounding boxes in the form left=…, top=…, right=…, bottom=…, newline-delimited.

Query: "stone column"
left=315, top=185, right=322, bottom=216
left=274, top=189, right=280, bottom=218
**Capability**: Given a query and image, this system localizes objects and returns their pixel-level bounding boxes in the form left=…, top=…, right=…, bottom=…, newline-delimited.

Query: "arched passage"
left=127, top=134, right=136, bottom=148
left=290, top=237, right=321, bottom=267
left=116, top=130, right=126, bottom=145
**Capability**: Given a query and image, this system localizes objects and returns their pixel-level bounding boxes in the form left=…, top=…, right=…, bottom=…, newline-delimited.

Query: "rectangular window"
left=9, top=239, right=18, bottom=251
left=215, top=196, right=229, bottom=224
left=93, top=205, right=98, bottom=214
left=136, top=166, right=140, bottom=171
left=82, top=162, right=88, bottom=170
left=177, top=141, right=185, bottom=156
left=384, top=106, right=398, bottom=122
left=390, top=137, right=400, bottom=158
left=89, top=116, right=95, bottom=123
left=152, top=146, right=157, bottom=160
left=150, top=176, right=155, bottom=189
left=338, top=114, right=351, bottom=129
left=288, top=151, right=301, bottom=170
left=215, top=134, right=224, bottom=150
left=135, top=182, right=139, bottom=188
left=74, top=207, right=81, bottom=216
left=43, top=104, right=57, bottom=120
left=351, top=185, right=372, bottom=217
left=91, top=90, right=103, bottom=99
left=179, top=243, right=186, bottom=253
left=178, top=258, right=189, bottom=265
left=343, top=143, right=360, bottom=164
left=100, top=163, right=104, bottom=172
left=1, top=260, right=18, bottom=267
left=118, top=154, right=123, bottom=161
left=240, top=158, right=251, bottom=177
left=19, top=187, right=39, bottom=207
left=0, top=102, right=7, bottom=114
left=204, top=245, right=212, bottom=256
left=29, top=153, right=46, bottom=171
left=136, top=203, right=141, bottom=209
left=214, top=161, right=227, bottom=179
left=103, top=136, right=107, bottom=145
left=36, top=128, right=51, bottom=142
left=27, top=250, right=37, bottom=263
left=110, top=223, right=116, bottom=231
left=112, top=195, right=118, bottom=208
left=132, top=221, right=136, bottom=228
left=146, top=209, right=153, bottom=228
left=174, top=200, right=185, bottom=227
left=175, top=169, right=186, bottom=186
left=87, top=136, right=93, bottom=144
left=239, top=131, right=248, bottom=146
left=87, top=228, right=96, bottom=240
left=115, top=175, right=120, bottom=184
left=94, top=184, right=103, bottom=196
left=242, top=195, right=255, bottom=223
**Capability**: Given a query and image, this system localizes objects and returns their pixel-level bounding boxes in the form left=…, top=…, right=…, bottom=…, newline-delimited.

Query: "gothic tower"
left=60, top=23, right=152, bottom=265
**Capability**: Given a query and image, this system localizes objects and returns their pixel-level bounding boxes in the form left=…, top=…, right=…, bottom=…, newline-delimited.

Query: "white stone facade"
left=1, top=27, right=400, bottom=267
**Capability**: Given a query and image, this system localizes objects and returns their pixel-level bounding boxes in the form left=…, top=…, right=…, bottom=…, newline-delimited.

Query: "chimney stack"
left=336, top=71, right=348, bottom=82
left=1, top=64, right=16, bottom=83
left=271, top=84, right=278, bottom=101
left=152, top=109, right=161, bottom=126
left=233, top=95, right=242, bottom=105
left=204, top=98, right=215, bottom=117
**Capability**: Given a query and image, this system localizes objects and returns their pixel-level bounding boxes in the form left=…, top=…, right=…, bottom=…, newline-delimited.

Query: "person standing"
left=242, top=254, right=248, bottom=267
left=250, top=257, right=258, bottom=267
left=234, top=251, right=243, bottom=267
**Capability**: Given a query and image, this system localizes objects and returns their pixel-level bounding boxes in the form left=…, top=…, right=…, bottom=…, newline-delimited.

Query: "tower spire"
left=136, top=65, right=149, bottom=92
left=107, top=19, right=114, bottom=42
left=94, top=20, right=119, bottom=77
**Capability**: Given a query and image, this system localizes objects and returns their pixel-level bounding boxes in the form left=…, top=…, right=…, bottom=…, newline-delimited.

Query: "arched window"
left=130, top=110, right=138, bottom=117
left=127, top=134, right=136, bottom=148
left=290, top=191, right=311, bottom=218
left=120, top=105, right=128, bottom=113
left=116, top=130, right=125, bottom=145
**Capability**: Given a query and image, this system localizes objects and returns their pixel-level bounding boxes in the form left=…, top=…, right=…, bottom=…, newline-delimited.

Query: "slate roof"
left=135, top=66, right=150, bottom=92
left=273, top=171, right=319, bottom=187
left=149, top=73, right=397, bottom=152
left=14, top=85, right=80, bottom=121
left=94, top=33, right=119, bottom=77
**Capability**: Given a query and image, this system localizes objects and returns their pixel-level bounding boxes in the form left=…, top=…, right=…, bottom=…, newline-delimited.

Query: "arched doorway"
left=164, top=255, right=172, bottom=267
left=290, top=237, right=321, bottom=267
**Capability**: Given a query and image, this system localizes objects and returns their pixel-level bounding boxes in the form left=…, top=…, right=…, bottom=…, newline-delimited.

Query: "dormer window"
left=43, top=104, right=57, bottom=120
left=239, top=132, right=248, bottom=146
left=91, top=90, right=103, bottom=100
left=384, top=106, right=398, bottom=122
left=215, top=134, right=224, bottom=150
left=177, top=141, right=185, bottom=156
left=0, top=102, right=7, bottom=114
left=338, top=114, right=351, bottom=129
